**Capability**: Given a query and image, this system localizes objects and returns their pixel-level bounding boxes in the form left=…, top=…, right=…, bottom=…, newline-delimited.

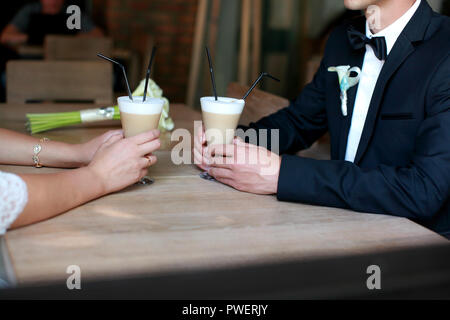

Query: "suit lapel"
left=353, top=0, right=433, bottom=164
left=337, top=17, right=366, bottom=160
left=353, top=36, right=415, bottom=164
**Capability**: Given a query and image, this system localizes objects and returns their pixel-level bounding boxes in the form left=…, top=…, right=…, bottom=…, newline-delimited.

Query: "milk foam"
left=118, top=96, right=164, bottom=115
left=200, top=97, right=245, bottom=115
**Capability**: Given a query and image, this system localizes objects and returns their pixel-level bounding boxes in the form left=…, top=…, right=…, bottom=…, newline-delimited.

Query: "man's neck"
left=366, top=0, right=416, bottom=34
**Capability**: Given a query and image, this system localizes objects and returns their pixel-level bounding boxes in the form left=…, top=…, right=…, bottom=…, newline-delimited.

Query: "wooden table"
left=0, top=103, right=447, bottom=285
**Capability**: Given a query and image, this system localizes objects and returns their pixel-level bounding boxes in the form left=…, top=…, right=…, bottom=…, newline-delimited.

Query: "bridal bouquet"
left=26, top=79, right=175, bottom=134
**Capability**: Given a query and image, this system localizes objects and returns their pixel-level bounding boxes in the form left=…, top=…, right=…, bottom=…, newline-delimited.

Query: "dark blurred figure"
left=0, top=0, right=104, bottom=102
left=0, top=0, right=103, bottom=47
left=0, top=44, right=19, bottom=101
left=443, top=0, right=450, bottom=16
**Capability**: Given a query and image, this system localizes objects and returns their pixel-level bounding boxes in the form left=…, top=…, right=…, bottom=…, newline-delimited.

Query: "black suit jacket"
left=243, top=1, right=450, bottom=237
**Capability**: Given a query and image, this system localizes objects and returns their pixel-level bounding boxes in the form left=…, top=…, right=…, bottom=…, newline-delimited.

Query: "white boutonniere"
left=328, top=65, right=361, bottom=116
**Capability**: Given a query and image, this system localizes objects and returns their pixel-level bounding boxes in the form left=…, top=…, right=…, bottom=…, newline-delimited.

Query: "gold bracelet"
left=32, top=137, right=50, bottom=168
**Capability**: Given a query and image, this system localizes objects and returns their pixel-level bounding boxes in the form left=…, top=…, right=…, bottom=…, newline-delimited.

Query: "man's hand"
left=193, top=121, right=209, bottom=171
left=192, top=121, right=281, bottom=195
left=204, top=138, right=281, bottom=195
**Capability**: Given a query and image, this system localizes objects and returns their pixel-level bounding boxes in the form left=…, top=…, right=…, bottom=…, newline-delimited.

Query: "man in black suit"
left=194, top=0, right=450, bottom=238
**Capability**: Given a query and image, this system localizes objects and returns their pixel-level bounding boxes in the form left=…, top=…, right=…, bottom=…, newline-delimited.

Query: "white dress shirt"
left=344, top=0, right=421, bottom=162
left=0, top=171, right=28, bottom=234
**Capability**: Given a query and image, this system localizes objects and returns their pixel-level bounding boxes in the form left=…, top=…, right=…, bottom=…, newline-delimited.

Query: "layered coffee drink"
left=117, top=96, right=164, bottom=185
left=200, top=97, right=245, bottom=145
left=118, top=96, right=164, bottom=138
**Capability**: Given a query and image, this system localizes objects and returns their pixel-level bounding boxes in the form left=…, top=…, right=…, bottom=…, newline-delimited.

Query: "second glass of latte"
left=199, top=96, right=245, bottom=180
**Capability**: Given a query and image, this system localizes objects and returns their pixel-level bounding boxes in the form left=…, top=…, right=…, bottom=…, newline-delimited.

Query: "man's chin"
left=343, top=0, right=375, bottom=11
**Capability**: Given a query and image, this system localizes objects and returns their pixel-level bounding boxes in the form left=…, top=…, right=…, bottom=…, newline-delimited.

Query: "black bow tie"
left=347, top=26, right=387, bottom=61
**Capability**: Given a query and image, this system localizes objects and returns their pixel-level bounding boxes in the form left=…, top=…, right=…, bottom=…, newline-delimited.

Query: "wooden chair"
left=226, top=82, right=289, bottom=126
left=6, top=60, right=113, bottom=104
left=304, top=55, right=322, bottom=86
left=44, top=35, right=113, bottom=60
left=131, top=34, right=155, bottom=81
left=300, top=54, right=331, bottom=160
left=226, top=82, right=330, bottom=160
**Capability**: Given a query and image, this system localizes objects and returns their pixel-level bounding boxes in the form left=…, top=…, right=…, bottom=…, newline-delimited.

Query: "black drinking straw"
left=205, top=46, right=218, bottom=101
left=143, top=46, right=157, bottom=102
left=97, top=53, right=133, bottom=101
left=243, top=72, right=280, bottom=100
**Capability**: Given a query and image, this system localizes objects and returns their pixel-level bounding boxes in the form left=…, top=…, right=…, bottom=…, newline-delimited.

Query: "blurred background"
left=0, top=0, right=448, bottom=106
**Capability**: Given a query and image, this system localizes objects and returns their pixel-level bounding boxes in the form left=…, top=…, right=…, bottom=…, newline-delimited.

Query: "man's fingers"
left=129, top=129, right=160, bottom=145
left=193, top=145, right=202, bottom=159
left=138, top=139, right=161, bottom=155
left=193, top=146, right=205, bottom=163
left=193, top=136, right=206, bottom=153
left=194, top=129, right=207, bottom=148
left=195, top=122, right=206, bottom=139
left=205, top=143, right=252, bottom=166
left=206, top=144, right=236, bottom=158
left=208, top=156, right=235, bottom=169
left=193, top=148, right=209, bottom=171
left=193, top=149, right=203, bottom=165
left=208, top=167, right=233, bottom=180
left=214, top=177, right=239, bottom=190
left=201, top=130, right=206, bottom=145
left=234, top=137, right=258, bottom=150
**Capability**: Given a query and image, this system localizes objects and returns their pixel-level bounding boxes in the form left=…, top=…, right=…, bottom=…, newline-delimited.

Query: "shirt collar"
left=366, top=0, right=421, bottom=55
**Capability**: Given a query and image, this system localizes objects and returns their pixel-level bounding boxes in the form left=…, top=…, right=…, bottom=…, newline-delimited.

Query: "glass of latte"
left=118, top=96, right=164, bottom=185
left=199, top=96, right=245, bottom=180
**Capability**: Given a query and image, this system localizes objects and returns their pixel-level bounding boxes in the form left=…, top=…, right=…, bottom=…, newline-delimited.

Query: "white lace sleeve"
left=0, top=171, right=28, bottom=235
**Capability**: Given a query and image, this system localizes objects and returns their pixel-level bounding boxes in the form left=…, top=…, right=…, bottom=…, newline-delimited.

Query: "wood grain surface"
left=44, top=36, right=113, bottom=61
left=6, top=61, right=113, bottom=104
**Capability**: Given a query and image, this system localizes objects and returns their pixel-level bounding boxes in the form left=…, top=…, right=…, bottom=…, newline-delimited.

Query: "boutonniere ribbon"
left=328, top=65, right=361, bottom=116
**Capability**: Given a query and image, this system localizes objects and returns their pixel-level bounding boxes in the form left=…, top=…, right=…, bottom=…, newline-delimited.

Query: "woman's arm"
left=0, top=128, right=122, bottom=168
left=9, top=129, right=161, bottom=229
left=11, top=167, right=103, bottom=228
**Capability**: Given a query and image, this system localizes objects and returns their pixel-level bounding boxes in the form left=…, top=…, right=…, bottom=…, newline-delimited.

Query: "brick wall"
left=93, top=0, right=198, bottom=103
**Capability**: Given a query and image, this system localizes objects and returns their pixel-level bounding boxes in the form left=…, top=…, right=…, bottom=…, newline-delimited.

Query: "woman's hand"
left=75, top=130, right=124, bottom=166
left=87, top=129, right=161, bottom=194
